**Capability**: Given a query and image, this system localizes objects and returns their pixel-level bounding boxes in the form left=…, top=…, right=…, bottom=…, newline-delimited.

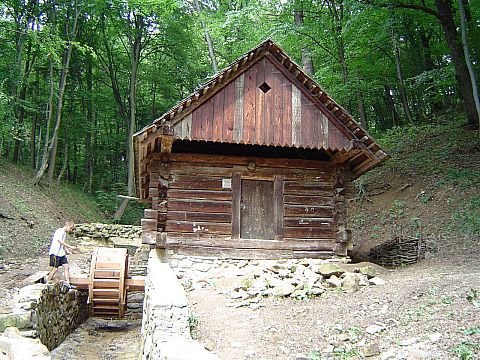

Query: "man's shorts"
left=49, top=255, right=68, bottom=268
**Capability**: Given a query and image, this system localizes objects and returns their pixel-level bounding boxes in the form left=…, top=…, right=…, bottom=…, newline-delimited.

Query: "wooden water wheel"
left=88, top=247, right=129, bottom=318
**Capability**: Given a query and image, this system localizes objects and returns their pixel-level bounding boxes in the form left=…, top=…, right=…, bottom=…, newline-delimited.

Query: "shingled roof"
left=133, top=39, right=389, bottom=198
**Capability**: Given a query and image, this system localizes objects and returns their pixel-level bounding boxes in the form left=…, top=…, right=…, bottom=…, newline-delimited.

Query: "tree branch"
left=359, top=0, right=440, bottom=19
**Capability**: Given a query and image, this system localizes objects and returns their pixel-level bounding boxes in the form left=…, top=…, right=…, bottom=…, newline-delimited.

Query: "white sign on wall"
left=222, top=178, right=232, bottom=189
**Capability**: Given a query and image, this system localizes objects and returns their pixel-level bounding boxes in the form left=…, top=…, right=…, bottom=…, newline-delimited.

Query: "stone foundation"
left=141, top=249, right=218, bottom=360
left=0, top=282, right=88, bottom=356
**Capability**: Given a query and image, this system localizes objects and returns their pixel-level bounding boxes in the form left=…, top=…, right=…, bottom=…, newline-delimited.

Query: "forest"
left=0, top=0, right=479, bottom=222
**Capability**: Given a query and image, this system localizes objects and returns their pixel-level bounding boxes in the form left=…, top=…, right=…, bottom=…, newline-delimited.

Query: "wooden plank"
left=166, top=221, right=231, bottom=234
left=283, top=81, right=292, bottom=146
left=291, top=84, right=302, bottom=146
left=213, top=87, right=224, bottom=141
left=223, top=81, right=235, bottom=142
left=69, top=277, right=90, bottom=289
left=301, top=92, right=313, bottom=148
left=94, top=279, right=120, bottom=288
left=166, top=244, right=335, bottom=260
left=169, top=153, right=334, bottom=171
left=243, top=66, right=256, bottom=143
left=319, top=112, right=329, bottom=148
left=168, top=211, right=231, bottom=222
left=144, top=209, right=157, bottom=219
left=284, top=205, right=334, bottom=217
left=284, top=217, right=333, bottom=227
left=233, top=74, right=244, bottom=142
left=166, top=237, right=336, bottom=251
left=94, top=261, right=121, bottom=269
left=204, top=99, right=214, bottom=140
left=183, top=113, right=192, bottom=139
left=168, top=199, right=231, bottom=213
left=125, top=277, right=145, bottom=291
left=191, top=106, right=201, bottom=139
left=284, top=227, right=334, bottom=238
left=255, top=58, right=265, bottom=144
left=93, top=289, right=119, bottom=297
left=168, top=189, right=231, bottom=201
left=231, top=172, right=241, bottom=239
left=264, top=59, right=274, bottom=145
left=284, top=181, right=334, bottom=191
left=273, top=65, right=283, bottom=145
left=283, top=195, right=333, bottom=206
left=169, top=177, right=224, bottom=190
left=94, top=270, right=120, bottom=278
left=169, top=164, right=233, bottom=177
left=274, top=175, right=284, bottom=240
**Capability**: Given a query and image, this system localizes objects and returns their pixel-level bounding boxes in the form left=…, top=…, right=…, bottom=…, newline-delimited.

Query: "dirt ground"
left=188, top=251, right=480, bottom=359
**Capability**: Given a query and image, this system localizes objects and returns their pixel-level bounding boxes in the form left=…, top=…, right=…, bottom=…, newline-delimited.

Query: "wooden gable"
left=173, top=57, right=351, bottom=151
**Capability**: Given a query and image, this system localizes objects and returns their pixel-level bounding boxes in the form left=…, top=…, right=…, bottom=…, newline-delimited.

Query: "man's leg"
left=64, top=263, right=71, bottom=283
left=46, top=267, right=58, bottom=282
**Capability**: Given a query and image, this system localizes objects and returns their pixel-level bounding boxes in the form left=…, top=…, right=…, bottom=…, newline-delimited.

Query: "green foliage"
left=188, top=312, right=199, bottom=337
left=450, top=196, right=480, bottom=238
left=451, top=341, right=479, bottom=360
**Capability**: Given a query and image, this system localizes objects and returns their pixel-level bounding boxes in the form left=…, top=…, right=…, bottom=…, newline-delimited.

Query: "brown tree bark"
left=294, top=9, right=315, bottom=76
left=194, top=0, right=219, bottom=74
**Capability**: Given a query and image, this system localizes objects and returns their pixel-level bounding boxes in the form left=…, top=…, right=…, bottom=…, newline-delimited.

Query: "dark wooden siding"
left=164, top=153, right=337, bottom=257
left=174, top=58, right=352, bottom=151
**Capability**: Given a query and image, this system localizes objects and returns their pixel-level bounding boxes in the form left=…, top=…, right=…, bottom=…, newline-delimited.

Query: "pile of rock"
left=223, top=261, right=386, bottom=307
left=0, top=282, right=88, bottom=354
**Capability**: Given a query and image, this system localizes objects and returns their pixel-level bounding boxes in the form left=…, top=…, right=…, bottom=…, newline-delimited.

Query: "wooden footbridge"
left=70, top=247, right=145, bottom=318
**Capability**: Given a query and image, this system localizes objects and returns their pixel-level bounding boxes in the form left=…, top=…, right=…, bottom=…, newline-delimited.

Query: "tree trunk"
left=57, top=141, right=68, bottom=184
left=357, top=87, right=367, bottom=129
left=83, top=56, right=94, bottom=192
left=114, top=12, right=144, bottom=221
left=30, top=66, right=40, bottom=170
left=435, top=0, right=479, bottom=128
left=384, top=85, right=401, bottom=127
left=392, top=28, right=414, bottom=124
left=194, top=0, right=218, bottom=74
left=33, top=58, right=55, bottom=184
left=458, top=0, right=480, bottom=129
left=35, top=5, right=79, bottom=184
left=294, top=9, right=315, bottom=76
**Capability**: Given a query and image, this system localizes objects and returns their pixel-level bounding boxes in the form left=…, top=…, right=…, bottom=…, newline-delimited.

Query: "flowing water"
left=51, top=318, right=142, bottom=360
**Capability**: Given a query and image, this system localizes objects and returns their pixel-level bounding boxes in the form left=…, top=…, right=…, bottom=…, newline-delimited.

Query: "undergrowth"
left=371, top=113, right=480, bottom=188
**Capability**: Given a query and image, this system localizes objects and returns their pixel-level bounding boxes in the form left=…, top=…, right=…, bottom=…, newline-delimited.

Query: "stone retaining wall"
left=0, top=282, right=88, bottom=356
left=74, top=223, right=142, bottom=244
left=141, top=249, right=218, bottom=360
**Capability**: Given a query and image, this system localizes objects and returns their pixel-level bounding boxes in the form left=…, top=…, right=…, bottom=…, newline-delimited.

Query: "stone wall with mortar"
left=0, top=282, right=88, bottom=355
left=141, top=249, right=218, bottom=360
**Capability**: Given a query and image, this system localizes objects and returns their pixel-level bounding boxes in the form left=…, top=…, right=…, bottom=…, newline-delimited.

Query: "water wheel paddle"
left=88, top=247, right=128, bottom=318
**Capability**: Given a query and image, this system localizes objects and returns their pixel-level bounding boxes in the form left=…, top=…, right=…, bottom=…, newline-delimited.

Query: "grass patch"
left=450, top=196, right=480, bottom=238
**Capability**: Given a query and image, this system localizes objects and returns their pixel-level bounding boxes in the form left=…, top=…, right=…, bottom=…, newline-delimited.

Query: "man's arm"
left=58, top=238, right=76, bottom=252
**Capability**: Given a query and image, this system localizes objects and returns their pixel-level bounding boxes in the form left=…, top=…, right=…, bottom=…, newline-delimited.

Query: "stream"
left=50, top=318, right=142, bottom=360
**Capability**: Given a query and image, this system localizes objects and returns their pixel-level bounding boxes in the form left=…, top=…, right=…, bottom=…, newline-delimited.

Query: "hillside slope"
left=349, top=114, right=480, bottom=261
left=0, top=160, right=106, bottom=259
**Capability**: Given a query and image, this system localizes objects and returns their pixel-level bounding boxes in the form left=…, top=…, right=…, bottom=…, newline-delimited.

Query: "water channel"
left=51, top=318, right=142, bottom=360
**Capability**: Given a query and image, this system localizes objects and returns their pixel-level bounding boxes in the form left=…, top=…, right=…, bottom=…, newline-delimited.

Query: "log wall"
left=158, top=153, right=346, bottom=259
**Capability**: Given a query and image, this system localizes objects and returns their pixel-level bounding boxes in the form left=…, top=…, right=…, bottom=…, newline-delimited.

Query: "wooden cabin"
left=133, top=40, right=388, bottom=259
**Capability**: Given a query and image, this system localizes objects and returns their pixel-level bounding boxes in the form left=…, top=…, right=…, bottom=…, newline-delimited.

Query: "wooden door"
left=240, top=179, right=275, bottom=239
